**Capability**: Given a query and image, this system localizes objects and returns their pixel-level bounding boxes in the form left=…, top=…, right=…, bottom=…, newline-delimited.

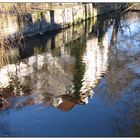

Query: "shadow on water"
left=0, top=10, right=140, bottom=136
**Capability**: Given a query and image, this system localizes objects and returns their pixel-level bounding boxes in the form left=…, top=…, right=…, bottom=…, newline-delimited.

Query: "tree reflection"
left=102, top=12, right=140, bottom=136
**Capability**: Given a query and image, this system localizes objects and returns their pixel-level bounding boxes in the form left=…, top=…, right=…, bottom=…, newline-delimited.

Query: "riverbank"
left=0, top=3, right=128, bottom=38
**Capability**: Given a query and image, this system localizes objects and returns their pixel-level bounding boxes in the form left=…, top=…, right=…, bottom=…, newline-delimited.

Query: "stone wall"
left=0, top=3, right=126, bottom=38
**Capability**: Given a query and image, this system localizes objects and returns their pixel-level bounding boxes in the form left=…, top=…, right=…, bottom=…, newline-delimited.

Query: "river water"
left=0, top=11, right=140, bottom=137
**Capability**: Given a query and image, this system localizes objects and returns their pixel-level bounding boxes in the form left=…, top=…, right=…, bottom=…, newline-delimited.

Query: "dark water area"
left=0, top=11, right=140, bottom=137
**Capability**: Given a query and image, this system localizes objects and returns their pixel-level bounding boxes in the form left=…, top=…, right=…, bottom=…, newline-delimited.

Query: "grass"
left=0, top=35, right=23, bottom=68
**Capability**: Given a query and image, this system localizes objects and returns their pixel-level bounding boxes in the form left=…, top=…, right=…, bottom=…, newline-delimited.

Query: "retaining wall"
left=0, top=3, right=126, bottom=38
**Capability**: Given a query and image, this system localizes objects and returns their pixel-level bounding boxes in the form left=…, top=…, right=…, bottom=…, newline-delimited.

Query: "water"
left=0, top=11, right=140, bottom=137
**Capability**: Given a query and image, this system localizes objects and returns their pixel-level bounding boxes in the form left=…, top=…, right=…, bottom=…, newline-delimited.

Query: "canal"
left=0, top=10, right=140, bottom=137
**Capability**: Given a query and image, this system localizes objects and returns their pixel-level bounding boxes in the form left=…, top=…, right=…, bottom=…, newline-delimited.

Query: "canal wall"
left=0, top=3, right=126, bottom=38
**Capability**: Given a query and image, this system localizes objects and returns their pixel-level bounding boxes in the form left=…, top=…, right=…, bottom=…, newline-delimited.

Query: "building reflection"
left=0, top=28, right=110, bottom=111
left=79, top=32, right=109, bottom=104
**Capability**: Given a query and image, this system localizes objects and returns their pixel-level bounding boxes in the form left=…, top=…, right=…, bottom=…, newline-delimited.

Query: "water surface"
left=0, top=11, right=140, bottom=137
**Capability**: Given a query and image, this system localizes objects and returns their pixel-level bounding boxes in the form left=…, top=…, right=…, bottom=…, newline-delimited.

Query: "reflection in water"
left=0, top=33, right=109, bottom=109
left=0, top=52, right=76, bottom=107
left=0, top=11, right=140, bottom=137
left=0, top=18, right=106, bottom=110
left=0, top=110, right=11, bottom=136
left=105, top=12, right=140, bottom=136
left=80, top=33, right=109, bottom=104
